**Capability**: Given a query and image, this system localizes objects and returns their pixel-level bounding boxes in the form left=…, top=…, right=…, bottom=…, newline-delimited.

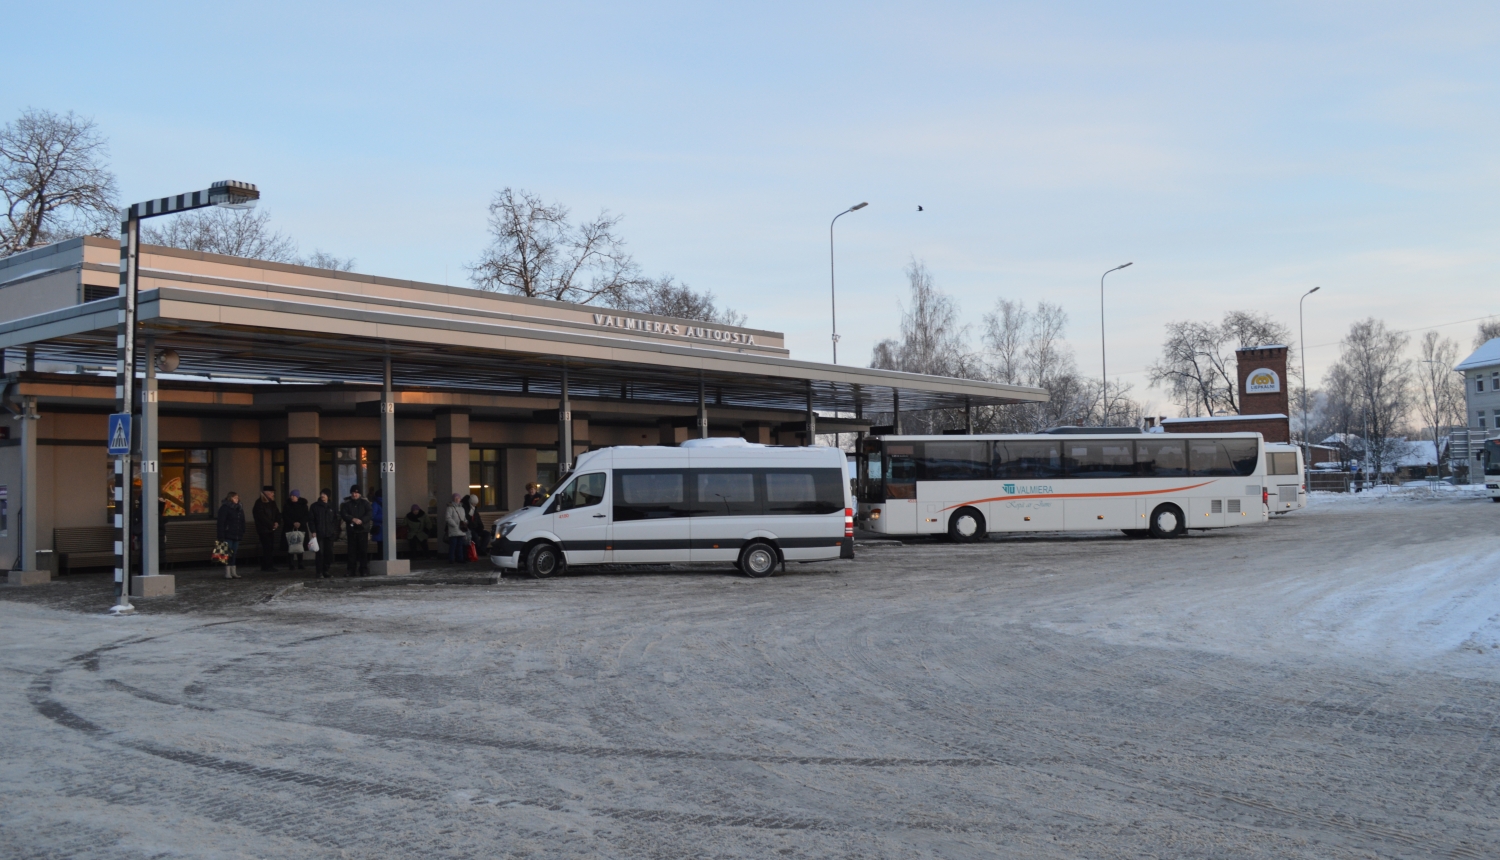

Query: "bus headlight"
left=870, top=509, right=881, bottom=520
left=498, top=522, right=516, bottom=538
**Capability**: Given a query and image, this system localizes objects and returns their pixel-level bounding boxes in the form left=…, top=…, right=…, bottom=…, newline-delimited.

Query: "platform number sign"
left=107, top=413, right=132, bottom=455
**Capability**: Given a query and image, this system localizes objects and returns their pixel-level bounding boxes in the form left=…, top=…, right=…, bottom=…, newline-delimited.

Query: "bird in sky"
left=917, top=205, right=924, bottom=211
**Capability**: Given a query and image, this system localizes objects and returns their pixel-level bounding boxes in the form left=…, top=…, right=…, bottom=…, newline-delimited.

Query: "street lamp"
left=1299, top=286, right=1320, bottom=464
left=111, top=180, right=260, bottom=614
left=829, top=202, right=868, bottom=364
left=1099, top=262, right=1132, bottom=420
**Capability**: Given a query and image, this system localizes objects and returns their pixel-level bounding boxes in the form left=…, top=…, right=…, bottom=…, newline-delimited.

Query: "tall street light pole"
left=111, top=181, right=260, bottom=614
left=829, top=202, right=868, bottom=364
left=1099, top=262, right=1132, bottom=421
left=1299, top=286, right=1320, bottom=465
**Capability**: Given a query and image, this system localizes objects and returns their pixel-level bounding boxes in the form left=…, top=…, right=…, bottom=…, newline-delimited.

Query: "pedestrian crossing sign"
left=107, top=413, right=132, bottom=455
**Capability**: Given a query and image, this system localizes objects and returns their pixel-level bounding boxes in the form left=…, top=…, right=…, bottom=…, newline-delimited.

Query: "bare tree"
left=616, top=275, right=744, bottom=326
left=143, top=208, right=295, bottom=261
left=468, top=188, right=641, bottom=305
left=142, top=207, right=355, bottom=271
left=298, top=249, right=357, bottom=272
left=1149, top=310, right=1292, bottom=416
left=1415, top=331, right=1464, bottom=458
left=869, top=260, right=974, bottom=433
left=1325, top=318, right=1414, bottom=481
left=1476, top=319, right=1500, bottom=349
left=1, top=108, right=118, bottom=257
left=468, top=187, right=736, bottom=324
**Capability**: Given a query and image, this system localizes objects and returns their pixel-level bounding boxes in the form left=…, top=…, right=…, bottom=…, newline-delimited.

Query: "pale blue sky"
left=6, top=2, right=1498, bottom=410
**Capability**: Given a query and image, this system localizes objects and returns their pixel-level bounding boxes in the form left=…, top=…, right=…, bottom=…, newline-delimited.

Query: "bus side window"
left=995, top=441, right=1063, bottom=479
left=885, top=444, right=917, bottom=499
left=1136, top=439, right=1187, bottom=477
left=1189, top=439, right=1259, bottom=477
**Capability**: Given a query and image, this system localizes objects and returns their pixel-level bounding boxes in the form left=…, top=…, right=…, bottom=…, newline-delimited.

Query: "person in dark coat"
left=216, top=491, right=245, bottom=579
left=404, top=504, right=434, bottom=558
left=340, top=485, right=374, bottom=577
left=308, top=489, right=340, bottom=579
left=252, top=486, right=282, bottom=571
left=523, top=483, right=544, bottom=507
left=282, top=489, right=311, bottom=571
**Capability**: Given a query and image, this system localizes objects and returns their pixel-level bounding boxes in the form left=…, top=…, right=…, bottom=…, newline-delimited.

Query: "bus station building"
left=0, top=237, right=1046, bottom=592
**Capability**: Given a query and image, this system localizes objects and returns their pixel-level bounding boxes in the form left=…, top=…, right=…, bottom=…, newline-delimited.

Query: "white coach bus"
left=491, top=439, right=855, bottom=577
left=1263, top=443, right=1307, bottom=514
left=857, top=430, right=1268, bottom=540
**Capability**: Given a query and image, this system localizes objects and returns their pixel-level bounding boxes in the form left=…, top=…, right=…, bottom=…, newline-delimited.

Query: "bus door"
left=882, top=442, right=919, bottom=533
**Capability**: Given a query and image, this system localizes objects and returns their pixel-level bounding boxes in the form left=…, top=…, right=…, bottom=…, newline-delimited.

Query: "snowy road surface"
left=3, top=492, right=1498, bottom=858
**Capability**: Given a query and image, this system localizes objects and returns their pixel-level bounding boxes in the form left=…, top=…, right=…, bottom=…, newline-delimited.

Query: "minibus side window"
left=549, top=472, right=606, bottom=512
left=765, top=468, right=845, bottom=515
left=614, top=470, right=690, bottom=521
left=695, top=470, right=758, bottom=517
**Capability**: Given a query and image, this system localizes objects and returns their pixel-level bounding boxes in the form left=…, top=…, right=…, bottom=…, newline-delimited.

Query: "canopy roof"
left=0, top=259, right=1046, bottom=416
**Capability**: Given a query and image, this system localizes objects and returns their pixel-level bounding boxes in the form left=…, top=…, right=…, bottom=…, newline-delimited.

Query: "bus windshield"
left=1484, top=441, right=1500, bottom=476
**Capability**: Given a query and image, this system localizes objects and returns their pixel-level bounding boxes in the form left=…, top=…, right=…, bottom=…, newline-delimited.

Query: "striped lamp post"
left=111, top=181, right=259, bottom=614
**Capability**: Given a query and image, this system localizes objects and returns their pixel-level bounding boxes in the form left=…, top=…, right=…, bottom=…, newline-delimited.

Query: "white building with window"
left=1457, top=338, right=1500, bottom=431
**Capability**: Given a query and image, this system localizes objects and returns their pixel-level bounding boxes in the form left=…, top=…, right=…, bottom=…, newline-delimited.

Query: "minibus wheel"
left=526, top=542, right=564, bottom=578
left=1148, top=504, right=1185, bottom=539
left=947, top=507, right=985, bottom=542
left=738, top=541, right=778, bottom=578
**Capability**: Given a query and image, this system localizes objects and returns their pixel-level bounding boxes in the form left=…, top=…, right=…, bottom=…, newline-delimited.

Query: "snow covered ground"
left=2, top=494, right=1498, bottom=858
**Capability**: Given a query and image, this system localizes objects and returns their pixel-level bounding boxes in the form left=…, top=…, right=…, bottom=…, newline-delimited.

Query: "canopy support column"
left=371, top=355, right=408, bottom=576
left=7, top=395, right=44, bottom=585
left=698, top=375, right=708, bottom=439
left=559, top=361, right=572, bottom=473
left=805, top=383, right=817, bottom=445
left=132, top=337, right=173, bottom=597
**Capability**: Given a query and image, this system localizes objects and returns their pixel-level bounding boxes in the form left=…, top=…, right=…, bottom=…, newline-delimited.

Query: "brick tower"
left=1236, top=344, right=1290, bottom=422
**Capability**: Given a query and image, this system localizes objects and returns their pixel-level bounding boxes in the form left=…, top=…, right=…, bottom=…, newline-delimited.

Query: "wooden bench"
left=54, top=526, right=115, bottom=574
left=162, top=519, right=233, bottom=566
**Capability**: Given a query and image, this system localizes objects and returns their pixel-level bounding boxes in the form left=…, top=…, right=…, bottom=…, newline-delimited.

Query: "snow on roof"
left=1456, top=337, right=1500, bottom=371
left=1395, top=440, right=1439, bottom=467
left=1159, top=413, right=1288, bottom=424
left=1235, top=344, right=1288, bottom=350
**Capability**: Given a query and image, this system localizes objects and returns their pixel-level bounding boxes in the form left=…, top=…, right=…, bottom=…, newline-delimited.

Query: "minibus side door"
left=547, top=471, right=610, bottom=565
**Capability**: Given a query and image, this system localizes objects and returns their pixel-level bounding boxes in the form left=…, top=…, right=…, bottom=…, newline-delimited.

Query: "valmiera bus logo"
left=1002, top=484, right=1053, bottom=495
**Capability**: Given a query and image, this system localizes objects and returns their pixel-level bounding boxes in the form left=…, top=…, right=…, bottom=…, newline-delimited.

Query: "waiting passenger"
left=445, top=493, right=468, bottom=563
left=216, top=491, right=245, bottom=580
left=308, top=490, right=340, bottom=579
left=405, top=504, right=434, bottom=558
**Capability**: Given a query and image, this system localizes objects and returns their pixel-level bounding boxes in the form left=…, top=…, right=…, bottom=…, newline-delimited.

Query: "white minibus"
left=857, top=430, right=1268, bottom=540
left=491, top=439, right=855, bottom=577
left=1263, top=443, right=1306, bottom=513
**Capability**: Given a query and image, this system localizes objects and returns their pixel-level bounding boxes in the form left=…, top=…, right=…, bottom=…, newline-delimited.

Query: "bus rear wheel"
left=948, top=508, right=986, bottom=542
left=1149, top=504, right=1185, bottom=539
left=738, top=541, right=778, bottom=578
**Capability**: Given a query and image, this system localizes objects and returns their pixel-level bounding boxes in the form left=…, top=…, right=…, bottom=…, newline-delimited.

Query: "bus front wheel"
left=1149, top=504, right=1185, bottom=539
left=526, top=542, right=564, bottom=578
left=948, top=508, right=986, bottom=542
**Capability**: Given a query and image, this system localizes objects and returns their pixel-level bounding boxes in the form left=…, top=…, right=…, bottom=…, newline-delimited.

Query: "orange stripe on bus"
left=940, top=481, right=1216, bottom=511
